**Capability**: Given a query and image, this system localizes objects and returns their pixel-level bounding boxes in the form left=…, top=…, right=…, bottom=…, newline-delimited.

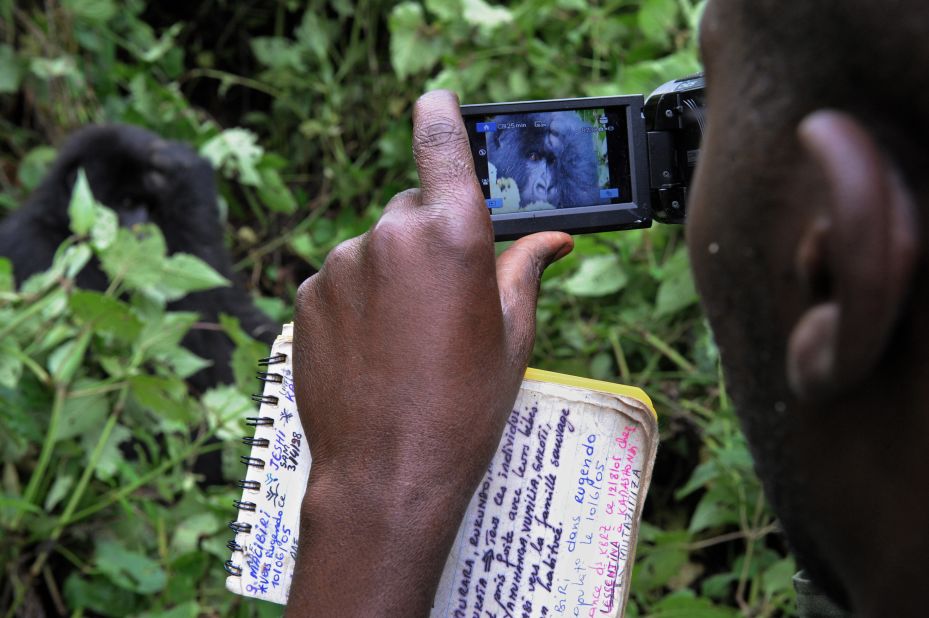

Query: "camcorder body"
left=461, top=74, right=706, bottom=241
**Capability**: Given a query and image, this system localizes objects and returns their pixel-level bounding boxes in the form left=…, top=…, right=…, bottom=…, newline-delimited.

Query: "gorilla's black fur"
left=0, top=124, right=276, bottom=390
left=487, top=112, right=605, bottom=210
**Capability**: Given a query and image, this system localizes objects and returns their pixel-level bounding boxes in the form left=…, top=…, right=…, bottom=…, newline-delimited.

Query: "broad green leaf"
left=632, top=537, right=691, bottom=591
left=0, top=44, right=21, bottom=93
left=202, top=385, right=255, bottom=441
left=170, top=513, right=221, bottom=555
left=426, top=0, right=461, bottom=20
left=63, top=573, right=139, bottom=615
left=688, top=485, right=741, bottom=534
left=200, top=129, right=263, bottom=186
left=63, top=0, right=116, bottom=21
left=138, top=311, right=199, bottom=359
left=165, top=347, right=212, bottom=379
left=0, top=336, right=22, bottom=389
left=222, top=313, right=269, bottom=394
left=70, top=291, right=143, bottom=341
left=44, top=473, right=76, bottom=511
left=56, top=382, right=109, bottom=442
left=389, top=3, right=443, bottom=79
left=762, top=557, right=797, bottom=598
left=30, top=56, right=83, bottom=85
left=90, top=204, right=119, bottom=251
left=655, top=248, right=699, bottom=317
left=560, top=254, right=628, bottom=297
left=140, top=23, right=183, bottom=63
left=17, top=146, right=56, bottom=191
left=129, top=375, right=191, bottom=423
left=462, top=0, right=513, bottom=30
left=0, top=258, right=13, bottom=294
left=47, top=330, right=92, bottom=384
left=0, top=494, right=44, bottom=515
left=71, top=171, right=99, bottom=237
left=638, top=0, right=679, bottom=46
left=295, top=11, right=330, bottom=61
left=82, top=423, right=130, bottom=480
left=650, top=591, right=741, bottom=617
left=159, top=254, right=230, bottom=297
left=95, top=538, right=167, bottom=594
left=139, top=601, right=200, bottom=618
left=258, top=167, right=298, bottom=214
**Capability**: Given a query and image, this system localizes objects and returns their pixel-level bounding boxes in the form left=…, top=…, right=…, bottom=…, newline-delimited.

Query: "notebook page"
left=430, top=380, right=658, bottom=618
left=225, top=324, right=312, bottom=604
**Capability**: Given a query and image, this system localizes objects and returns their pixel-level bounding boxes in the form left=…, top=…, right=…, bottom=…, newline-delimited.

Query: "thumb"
left=496, top=232, right=574, bottom=361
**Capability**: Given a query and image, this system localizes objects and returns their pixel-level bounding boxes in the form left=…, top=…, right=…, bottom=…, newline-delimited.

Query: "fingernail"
left=552, top=242, right=573, bottom=262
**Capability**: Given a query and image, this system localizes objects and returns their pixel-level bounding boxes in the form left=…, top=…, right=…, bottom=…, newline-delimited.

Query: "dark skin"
left=288, top=1, right=929, bottom=615
left=286, top=91, right=572, bottom=616
left=690, top=1, right=927, bottom=615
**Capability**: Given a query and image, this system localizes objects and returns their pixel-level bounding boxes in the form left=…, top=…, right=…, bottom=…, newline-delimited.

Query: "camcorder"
left=461, top=74, right=705, bottom=241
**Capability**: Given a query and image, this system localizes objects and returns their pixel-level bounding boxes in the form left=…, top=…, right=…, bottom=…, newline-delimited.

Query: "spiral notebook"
left=225, top=323, right=659, bottom=617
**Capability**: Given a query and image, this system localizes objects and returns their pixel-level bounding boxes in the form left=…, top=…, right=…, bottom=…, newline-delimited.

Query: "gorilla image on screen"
left=0, top=124, right=276, bottom=391
left=486, top=111, right=607, bottom=213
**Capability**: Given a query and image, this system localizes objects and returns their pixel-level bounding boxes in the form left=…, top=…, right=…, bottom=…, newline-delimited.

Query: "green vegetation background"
left=0, top=0, right=797, bottom=616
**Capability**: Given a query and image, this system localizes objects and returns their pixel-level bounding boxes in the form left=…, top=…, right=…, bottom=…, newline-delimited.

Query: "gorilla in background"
left=0, top=124, right=277, bottom=391
left=486, top=112, right=605, bottom=210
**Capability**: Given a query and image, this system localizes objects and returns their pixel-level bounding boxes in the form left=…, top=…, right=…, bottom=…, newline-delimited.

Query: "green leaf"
left=138, top=601, right=201, bottom=618
left=159, top=254, right=230, bottom=298
left=0, top=258, right=12, bottom=294
left=388, top=3, right=443, bottom=79
left=200, top=129, right=263, bottom=186
left=762, top=557, right=797, bottom=598
left=638, top=0, right=679, bottom=46
left=82, top=423, right=130, bottom=480
left=68, top=170, right=98, bottom=236
left=560, top=254, right=628, bottom=297
left=138, top=311, right=199, bottom=360
left=44, top=473, right=76, bottom=511
left=90, top=204, right=119, bottom=251
left=426, top=0, right=461, bottom=20
left=655, top=249, right=699, bottom=318
left=0, top=337, right=23, bottom=389
left=0, top=44, right=21, bottom=93
left=95, top=538, right=167, bottom=594
left=257, top=167, right=298, bottom=214
left=164, top=347, right=212, bottom=380
left=170, top=513, right=221, bottom=555
left=99, top=227, right=228, bottom=302
left=17, top=146, right=56, bottom=191
left=650, top=590, right=741, bottom=617
left=462, top=0, right=513, bottom=30
left=140, top=23, right=183, bottom=63
left=0, top=494, right=44, bottom=515
left=64, top=573, right=139, bottom=615
left=688, top=485, right=741, bottom=534
left=47, top=330, right=93, bottom=384
left=70, top=291, right=143, bottom=341
left=202, top=386, right=255, bottom=441
left=63, top=0, right=116, bottom=22
left=56, top=382, right=109, bottom=442
left=129, top=375, right=191, bottom=423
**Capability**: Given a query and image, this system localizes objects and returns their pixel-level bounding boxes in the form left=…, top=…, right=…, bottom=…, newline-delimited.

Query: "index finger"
left=412, top=90, right=483, bottom=212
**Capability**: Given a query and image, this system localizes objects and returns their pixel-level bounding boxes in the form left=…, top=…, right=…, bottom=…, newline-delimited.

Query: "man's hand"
left=286, top=90, right=572, bottom=616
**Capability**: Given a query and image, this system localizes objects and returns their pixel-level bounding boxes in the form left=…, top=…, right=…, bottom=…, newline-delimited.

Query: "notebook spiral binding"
left=225, top=352, right=287, bottom=578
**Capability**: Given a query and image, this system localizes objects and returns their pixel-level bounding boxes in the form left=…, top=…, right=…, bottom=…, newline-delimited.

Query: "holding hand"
left=286, top=90, right=572, bottom=616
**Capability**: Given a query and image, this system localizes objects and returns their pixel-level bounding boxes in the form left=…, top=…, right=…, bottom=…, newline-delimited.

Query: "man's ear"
left=787, top=111, right=919, bottom=400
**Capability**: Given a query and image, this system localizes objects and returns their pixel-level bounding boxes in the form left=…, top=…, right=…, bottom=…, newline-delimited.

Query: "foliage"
left=0, top=0, right=796, bottom=616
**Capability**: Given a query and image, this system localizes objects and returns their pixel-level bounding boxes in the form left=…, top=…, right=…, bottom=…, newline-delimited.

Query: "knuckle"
left=295, top=275, right=322, bottom=312
left=322, top=236, right=362, bottom=270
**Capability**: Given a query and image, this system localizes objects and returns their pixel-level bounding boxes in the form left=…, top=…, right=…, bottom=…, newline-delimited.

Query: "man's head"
left=687, top=0, right=929, bottom=614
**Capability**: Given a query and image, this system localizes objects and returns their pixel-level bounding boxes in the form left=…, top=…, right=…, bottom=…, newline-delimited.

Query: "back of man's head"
left=686, top=1, right=929, bottom=615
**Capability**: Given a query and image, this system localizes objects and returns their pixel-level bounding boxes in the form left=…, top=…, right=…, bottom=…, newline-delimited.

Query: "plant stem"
left=13, top=383, right=67, bottom=529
